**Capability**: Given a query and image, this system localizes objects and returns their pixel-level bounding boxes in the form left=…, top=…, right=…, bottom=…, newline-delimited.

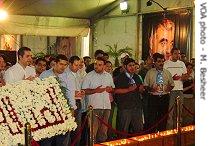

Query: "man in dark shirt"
left=113, top=54, right=129, bottom=78
left=114, top=58, right=144, bottom=137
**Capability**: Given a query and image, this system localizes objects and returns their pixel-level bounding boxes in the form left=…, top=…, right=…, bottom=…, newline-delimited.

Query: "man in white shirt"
left=66, top=56, right=85, bottom=146
left=82, top=57, right=115, bottom=143
left=164, top=48, right=188, bottom=129
left=4, top=47, right=36, bottom=83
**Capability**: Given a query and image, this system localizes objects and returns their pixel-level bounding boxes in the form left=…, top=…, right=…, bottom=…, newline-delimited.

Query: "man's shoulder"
left=164, top=60, right=173, bottom=65
left=133, top=73, right=142, bottom=83
left=42, top=69, right=52, bottom=74
left=39, top=69, right=53, bottom=79
left=177, top=60, right=186, bottom=66
left=87, top=70, right=95, bottom=75
left=115, top=72, right=126, bottom=81
left=103, top=71, right=112, bottom=76
left=5, top=64, right=19, bottom=74
left=133, top=73, right=140, bottom=78
left=163, top=68, right=171, bottom=74
left=83, top=70, right=95, bottom=79
left=147, top=68, right=156, bottom=73
left=26, top=66, right=36, bottom=73
left=116, top=72, right=126, bottom=77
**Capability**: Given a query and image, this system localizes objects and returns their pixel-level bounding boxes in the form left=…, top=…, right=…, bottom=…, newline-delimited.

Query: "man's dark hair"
left=69, top=56, right=80, bottom=64
left=94, top=50, right=104, bottom=58
left=153, top=53, right=165, bottom=62
left=55, top=54, right=68, bottom=63
left=96, top=56, right=106, bottom=64
left=103, top=52, right=109, bottom=57
left=185, top=62, right=193, bottom=68
left=44, top=54, right=51, bottom=58
left=105, top=60, right=112, bottom=65
left=35, top=58, right=47, bottom=65
left=49, top=57, right=55, bottom=62
left=83, top=56, right=91, bottom=60
left=18, top=47, right=31, bottom=59
left=0, top=54, right=6, bottom=61
left=123, top=58, right=135, bottom=66
left=170, top=47, right=180, bottom=54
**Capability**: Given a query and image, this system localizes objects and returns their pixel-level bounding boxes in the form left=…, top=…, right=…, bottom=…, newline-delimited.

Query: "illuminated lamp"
left=0, top=9, right=8, bottom=20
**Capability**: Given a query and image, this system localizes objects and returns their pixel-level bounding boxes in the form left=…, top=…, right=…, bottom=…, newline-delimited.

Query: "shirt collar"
left=93, top=70, right=106, bottom=75
left=125, top=72, right=133, bottom=78
left=16, top=62, right=27, bottom=71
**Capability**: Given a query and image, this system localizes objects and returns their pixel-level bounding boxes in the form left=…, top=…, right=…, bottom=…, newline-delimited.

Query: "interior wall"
left=93, top=16, right=137, bottom=58
left=92, top=0, right=138, bottom=62
left=21, top=35, right=82, bottom=57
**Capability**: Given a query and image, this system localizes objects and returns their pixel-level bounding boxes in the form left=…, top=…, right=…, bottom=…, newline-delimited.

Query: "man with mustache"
left=144, top=53, right=174, bottom=132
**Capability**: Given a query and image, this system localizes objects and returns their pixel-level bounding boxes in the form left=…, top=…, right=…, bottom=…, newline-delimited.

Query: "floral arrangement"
left=0, top=76, right=77, bottom=146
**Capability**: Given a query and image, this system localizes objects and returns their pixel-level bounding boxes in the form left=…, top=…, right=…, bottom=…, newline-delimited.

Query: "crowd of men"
left=0, top=47, right=195, bottom=146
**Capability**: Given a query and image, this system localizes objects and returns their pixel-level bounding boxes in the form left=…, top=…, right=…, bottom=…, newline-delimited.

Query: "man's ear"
left=18, top=55, right=22, bottom=60
left=123, top=65, right=126, bottom=69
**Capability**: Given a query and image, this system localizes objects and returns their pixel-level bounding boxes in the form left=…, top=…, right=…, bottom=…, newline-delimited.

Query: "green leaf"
left=105, top=43, right=133, bottom=67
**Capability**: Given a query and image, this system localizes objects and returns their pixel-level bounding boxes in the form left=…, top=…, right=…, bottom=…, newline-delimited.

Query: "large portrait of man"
left=142, top=9, right=193, bottom=60
left=55, top=37, right=76, bottom=58
left=149, top=18, right=175, bottom=60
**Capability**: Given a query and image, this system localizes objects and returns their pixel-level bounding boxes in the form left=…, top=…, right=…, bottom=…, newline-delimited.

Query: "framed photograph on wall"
left=142, top=8, right=193, bottom=60
left=55, top=37, right=76, bottom=58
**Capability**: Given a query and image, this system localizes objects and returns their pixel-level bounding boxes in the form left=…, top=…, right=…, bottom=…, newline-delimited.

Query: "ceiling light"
left=0, top=9, right=8, bottom=20
left=120, top=1, right=128, bottom=11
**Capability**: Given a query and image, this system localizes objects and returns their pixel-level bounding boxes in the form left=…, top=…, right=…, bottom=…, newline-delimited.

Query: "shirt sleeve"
left=39, top=71, right=48, bottom=79
left=108, top=74, right=115, bottom=88
left=114, top=74, right=129, bottom=88
left=166, top=70, right=175, bottom=87
left=67, top=73, right=77, bottom=101
left=182, top=62, right=187, bottom=74
left=114, top=76, right=120, bottom=88
left=144, top=71, right=150, bottom=87
left=4, top=69, right=14, bottom=84
left=110, top=78, right=115, bottom=88
left=63, top=73, right=77, bottom=110
left=163, top=61, right=168, bottom=70
left=82, top=74, right=91, bottom=89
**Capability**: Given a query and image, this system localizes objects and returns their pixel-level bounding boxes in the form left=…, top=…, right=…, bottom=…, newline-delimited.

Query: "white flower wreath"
left=0, top=76, right=77, bottom=146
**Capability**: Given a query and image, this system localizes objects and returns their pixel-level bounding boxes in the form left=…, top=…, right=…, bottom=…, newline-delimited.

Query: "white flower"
left=0, top=76, right=77, bottom=145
